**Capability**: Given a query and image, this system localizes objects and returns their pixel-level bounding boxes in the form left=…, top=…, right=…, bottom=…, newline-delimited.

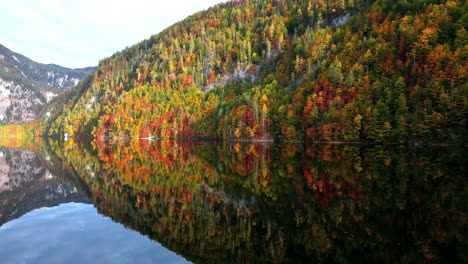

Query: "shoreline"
left=58, top=135, right=464, bottom=147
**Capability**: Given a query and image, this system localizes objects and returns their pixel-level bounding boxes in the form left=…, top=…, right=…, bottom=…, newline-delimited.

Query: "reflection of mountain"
left=0, top=148, right=90, bottom=226
left=50, top=139, right=467, bottom=264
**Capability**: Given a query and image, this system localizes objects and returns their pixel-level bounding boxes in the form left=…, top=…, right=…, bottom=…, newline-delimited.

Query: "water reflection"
left=0, top=138, right=191, bottom=264
left=0, top=203, right=190, bottom=264
left=48, top=138, right=467, bottom=263
left=0, top=146, right=89, bottom=226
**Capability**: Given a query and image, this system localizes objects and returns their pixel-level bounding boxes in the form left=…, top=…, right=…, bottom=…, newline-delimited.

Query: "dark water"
left=0, top=139, right=466, bottom=263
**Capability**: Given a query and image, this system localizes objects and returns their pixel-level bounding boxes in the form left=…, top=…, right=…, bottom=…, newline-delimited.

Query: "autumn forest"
left=0, top=1, right=466, bottom=263
left=29, top=0, right=466, bottom=144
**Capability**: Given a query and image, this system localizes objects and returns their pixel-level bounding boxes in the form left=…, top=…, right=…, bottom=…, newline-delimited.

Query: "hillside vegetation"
left=45, top=0, right=467, bottom=143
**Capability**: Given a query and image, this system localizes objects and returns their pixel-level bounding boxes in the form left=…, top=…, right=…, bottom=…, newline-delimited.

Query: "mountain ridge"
left=0, top=44, right=94, bottom=124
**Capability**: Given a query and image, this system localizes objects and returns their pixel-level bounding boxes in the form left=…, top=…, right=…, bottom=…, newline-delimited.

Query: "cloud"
left=0, top=0, right=226, bottom=68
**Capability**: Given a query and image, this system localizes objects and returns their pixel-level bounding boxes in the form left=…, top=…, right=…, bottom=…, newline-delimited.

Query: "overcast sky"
left=0, top=0, right=226, bottom=69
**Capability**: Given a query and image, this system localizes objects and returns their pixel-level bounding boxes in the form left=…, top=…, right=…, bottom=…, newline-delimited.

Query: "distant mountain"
left=0, top=44, right=94, bottom=124
left=0, top=147, right=90, bottom=226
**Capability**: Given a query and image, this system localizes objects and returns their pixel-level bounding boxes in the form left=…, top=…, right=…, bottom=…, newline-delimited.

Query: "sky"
left=0, top=0, right=226, bottom=69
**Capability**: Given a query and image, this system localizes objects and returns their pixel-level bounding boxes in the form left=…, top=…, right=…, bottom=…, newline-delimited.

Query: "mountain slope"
left=46, top=0, right=467, bottom=143
left=0, top=44, right=94, bottom=124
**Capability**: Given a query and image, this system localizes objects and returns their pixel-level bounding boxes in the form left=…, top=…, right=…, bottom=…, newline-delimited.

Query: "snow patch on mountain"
left=42, top=91, right=57, bottom=102
left=57, top=76, right=65, bottom=87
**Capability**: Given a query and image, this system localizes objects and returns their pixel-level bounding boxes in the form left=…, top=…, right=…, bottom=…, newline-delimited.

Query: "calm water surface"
left=0, top=203, right=188, bottom=264
left=0, top=139, right=466, bottom=263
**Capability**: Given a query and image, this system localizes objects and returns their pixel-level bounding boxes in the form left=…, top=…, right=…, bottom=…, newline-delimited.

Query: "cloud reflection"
left=0, top=203, right=190, bottom=264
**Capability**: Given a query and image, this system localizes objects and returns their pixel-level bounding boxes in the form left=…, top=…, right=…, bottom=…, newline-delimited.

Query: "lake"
left=0, top=138, right=466, bottom=263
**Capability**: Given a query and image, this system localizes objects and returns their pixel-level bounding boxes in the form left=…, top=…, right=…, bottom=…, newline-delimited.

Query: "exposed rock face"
left=0, top=44, right=94, bottom=124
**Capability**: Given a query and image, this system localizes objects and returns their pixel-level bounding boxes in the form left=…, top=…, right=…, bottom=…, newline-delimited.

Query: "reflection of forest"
left=50, top=138, right=467, bottom=263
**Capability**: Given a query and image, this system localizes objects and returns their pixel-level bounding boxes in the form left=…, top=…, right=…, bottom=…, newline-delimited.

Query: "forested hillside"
left=45, top=0, right=467, bottom=143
